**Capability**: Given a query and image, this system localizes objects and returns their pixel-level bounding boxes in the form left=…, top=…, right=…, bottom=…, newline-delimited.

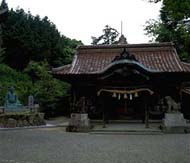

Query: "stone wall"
left=0, top=112, right=46, bottom=128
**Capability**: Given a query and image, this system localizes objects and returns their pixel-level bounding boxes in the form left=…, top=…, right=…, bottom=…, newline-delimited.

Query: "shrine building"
left=52, top=41, right=190, bottom=123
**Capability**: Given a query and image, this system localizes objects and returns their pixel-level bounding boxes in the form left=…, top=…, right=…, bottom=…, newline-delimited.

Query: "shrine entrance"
left=97, top=88, right=154, bottom=125
left=110, top=96, right=144, bottom=120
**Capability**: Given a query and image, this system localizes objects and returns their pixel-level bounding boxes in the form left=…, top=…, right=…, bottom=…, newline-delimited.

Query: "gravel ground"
left=0, top=128, right=190, bottom=163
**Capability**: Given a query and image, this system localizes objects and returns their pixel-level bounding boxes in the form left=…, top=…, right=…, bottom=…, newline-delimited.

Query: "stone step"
left=90, top=128, right=163, bottom=135
left=91, top=120, right=162, bottom=123
left=89, top=131, right=163, bottom=135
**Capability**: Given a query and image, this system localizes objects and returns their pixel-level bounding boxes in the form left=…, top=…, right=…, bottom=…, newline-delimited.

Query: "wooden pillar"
left=98, top=93, right=106, bottom=128
left=71, top=90, right=76, bottom=113
left=179, top=85, right=183, bottom=113
left=145, top=104, right=149, bottom=128
left=102, top=108, right=106, bottom=128
left=144, top=95, right=149, bottom=128
left=102, top=97, right=106, bottom=128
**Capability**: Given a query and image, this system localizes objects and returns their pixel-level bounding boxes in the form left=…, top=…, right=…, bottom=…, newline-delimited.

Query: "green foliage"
left=1, top=8, right=82, bottom=70
left=144, top=0, right=190, bottom=61
left=0, top=2, right=78, bottom=116
left=91, top=25, right=119, bottom=45
left=0, top=61, right=70, bottom=116
left=24, top=61, right=70, bottom=114
left=0, top=63, right=33, bottom=105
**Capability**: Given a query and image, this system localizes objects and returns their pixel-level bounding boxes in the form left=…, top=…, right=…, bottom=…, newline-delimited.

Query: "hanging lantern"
left=129, top=94, right=133, bottom=100
left=134, top=92, right=139, bottom=97
left=124, top=93, right=128, bottom=99
left=118, top=94, right=121, bottom=100
left=112, top=92, right=117, bottom=98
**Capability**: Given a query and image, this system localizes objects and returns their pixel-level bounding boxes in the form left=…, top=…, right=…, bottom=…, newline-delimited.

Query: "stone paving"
left=45, top=116, right=69, bottom=126
left=0, top=127, right=190, bottom=163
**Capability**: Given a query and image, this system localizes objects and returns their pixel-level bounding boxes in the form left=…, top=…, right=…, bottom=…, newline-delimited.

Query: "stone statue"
left=5, top=86, right=23, bottom=110
left=164, top=96, right=180, bottom=113
left=28, top=95, right=34, bottom=108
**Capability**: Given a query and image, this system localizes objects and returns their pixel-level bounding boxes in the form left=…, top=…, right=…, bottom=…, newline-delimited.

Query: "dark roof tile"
left=53, top=42, right=190, bottom=75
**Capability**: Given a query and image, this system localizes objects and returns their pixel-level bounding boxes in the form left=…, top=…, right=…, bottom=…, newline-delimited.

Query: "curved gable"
left=95, top=59, right=158, bottom=75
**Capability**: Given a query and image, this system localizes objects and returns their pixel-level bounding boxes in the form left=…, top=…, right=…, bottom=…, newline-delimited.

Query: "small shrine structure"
left=53, top=40, right=190, bottom=129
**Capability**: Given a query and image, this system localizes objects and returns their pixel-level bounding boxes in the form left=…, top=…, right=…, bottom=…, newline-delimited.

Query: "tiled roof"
left=53, top=42, right=190, bottom=75
left=181, top=62, right=190, bottom=72
left=52, top=64, right=71, bottom=74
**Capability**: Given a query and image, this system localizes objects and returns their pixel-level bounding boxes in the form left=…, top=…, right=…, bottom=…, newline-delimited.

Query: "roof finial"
left=118, top=21, right=128, bottom=44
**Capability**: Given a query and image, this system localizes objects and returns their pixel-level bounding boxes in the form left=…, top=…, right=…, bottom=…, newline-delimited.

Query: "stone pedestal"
left=68, top=113, right=90, bottom=131
left=163, top=113, right=187, bottom=127
left=4, top=107, right=29, bottom=113
left=163, top=113, right=189, bottom=133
